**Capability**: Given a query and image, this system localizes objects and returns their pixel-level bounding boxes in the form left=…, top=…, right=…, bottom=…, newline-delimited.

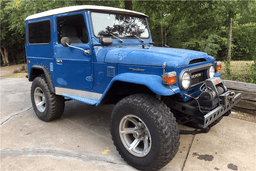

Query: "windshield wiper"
left=134, top=35, right=144, bottom=43
left=126, top=35, right=144, bottom=43
left=109, top=33, right=123, bottom=43
left=99, top=32, right=123, bottom=43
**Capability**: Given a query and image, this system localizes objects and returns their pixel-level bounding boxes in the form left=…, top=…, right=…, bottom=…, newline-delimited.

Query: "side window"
left=28, top=20, right=51, bottom=44
left=57, top=14, right=88, bottom=44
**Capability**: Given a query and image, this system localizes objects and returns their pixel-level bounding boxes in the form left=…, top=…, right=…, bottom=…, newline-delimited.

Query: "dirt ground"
left=0, top=64, right=27, bottom=77
left=1, top=64, right=255, bottom=124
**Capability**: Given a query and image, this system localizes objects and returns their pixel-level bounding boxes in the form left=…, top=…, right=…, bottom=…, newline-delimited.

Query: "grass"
left=3, top=73, right=27, bottom=78
left=220, top=61, right=254, bottom=74
left=219, top=60, right=255, bottom=83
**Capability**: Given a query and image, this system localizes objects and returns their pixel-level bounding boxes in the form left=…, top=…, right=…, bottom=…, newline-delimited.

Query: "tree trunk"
left=164, top=24, right=167, bottom=45
left=125, top=0, right=132, bottom=10
left=23, top=48, right=26, bottom=63
left=1, top=48, right=7, bottom=65
left=0, top=48, right=5, bottom=65
left=1, top=48, right=9, bottom=66
left=227, top=18, right=232, bottom=64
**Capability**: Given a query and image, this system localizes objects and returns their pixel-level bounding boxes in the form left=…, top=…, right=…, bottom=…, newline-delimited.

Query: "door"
left=53, top=12, right=93, bottom=91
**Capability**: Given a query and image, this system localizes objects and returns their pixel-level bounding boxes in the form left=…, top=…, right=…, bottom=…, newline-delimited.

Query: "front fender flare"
left=97, top=73, right=175, bottom=106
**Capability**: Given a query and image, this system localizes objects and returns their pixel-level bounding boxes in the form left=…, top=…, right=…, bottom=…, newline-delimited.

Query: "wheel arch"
left=99, top=73, right=176, bottom=105
left=29, top=65, right=55, bottom=93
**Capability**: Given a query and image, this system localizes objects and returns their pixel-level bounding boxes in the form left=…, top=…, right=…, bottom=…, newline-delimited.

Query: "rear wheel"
left=31, top=75, right=65, bottom=121
left=110, top=94, right=180, bottom=171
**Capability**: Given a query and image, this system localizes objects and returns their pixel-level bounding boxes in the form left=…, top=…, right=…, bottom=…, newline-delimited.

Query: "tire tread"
left=110, top=94, right=180, bottom=171
left=31, top=75, right=65, bottom=122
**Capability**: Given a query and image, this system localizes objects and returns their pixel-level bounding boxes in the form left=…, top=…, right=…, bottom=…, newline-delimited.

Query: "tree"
left=0, top=0, right=123, bottom=65
left=125, top=0, right=132, bottom=10
left=1, top=0, right=255, bottom=65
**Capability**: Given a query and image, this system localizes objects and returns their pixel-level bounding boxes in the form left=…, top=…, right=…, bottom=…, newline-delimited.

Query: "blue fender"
left=214, top=72, right=221, bottom=78
left=96, top=73, right=175, bottom=106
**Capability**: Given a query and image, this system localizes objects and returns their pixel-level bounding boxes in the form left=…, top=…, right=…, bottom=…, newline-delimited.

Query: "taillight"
left=163, top=72, right=177, bottom=85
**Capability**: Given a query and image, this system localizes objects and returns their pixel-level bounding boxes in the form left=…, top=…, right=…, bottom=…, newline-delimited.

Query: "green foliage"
left=223, top=60, right=231, bottom=75
left=0, top=0, right=123, bottom=65
left=245, top=59, right=256, bottom=84
left=133, top=1, right=256, bottom=61
left=1, top=0, right=256, bottom=76
left=182, top=34, right=221, bottom=57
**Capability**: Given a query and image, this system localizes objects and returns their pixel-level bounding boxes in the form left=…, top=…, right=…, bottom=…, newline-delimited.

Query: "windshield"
left=91, top=12, right=149, bottom=38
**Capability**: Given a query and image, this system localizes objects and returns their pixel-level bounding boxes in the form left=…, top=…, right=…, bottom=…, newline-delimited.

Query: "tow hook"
left=228, top=91, right=235, bottom=102
left=219, top=91, right=236, bottom=105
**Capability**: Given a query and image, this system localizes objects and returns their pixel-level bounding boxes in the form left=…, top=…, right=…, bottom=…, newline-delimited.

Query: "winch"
left=198, top=77, right=228, bottom=107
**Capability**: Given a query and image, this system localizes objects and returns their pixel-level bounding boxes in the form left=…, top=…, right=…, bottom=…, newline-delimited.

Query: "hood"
left=104, top=47, right=214, bottom=67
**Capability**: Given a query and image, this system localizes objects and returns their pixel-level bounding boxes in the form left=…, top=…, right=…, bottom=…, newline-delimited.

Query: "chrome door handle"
left=56, top=59, right=62, bottom=63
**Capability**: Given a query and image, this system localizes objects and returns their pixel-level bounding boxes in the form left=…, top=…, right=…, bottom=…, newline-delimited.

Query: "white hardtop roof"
left=25, top=5, right=148, bottom=21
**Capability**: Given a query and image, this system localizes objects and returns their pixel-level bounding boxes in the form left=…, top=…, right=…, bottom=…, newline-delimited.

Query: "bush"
left=245, top=59, right=256, bottom=84
left=221, top=60, right=256, bottom=84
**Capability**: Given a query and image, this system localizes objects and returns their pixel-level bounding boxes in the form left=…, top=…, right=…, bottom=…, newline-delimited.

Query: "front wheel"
left=110, top=94, right=180, bottom=171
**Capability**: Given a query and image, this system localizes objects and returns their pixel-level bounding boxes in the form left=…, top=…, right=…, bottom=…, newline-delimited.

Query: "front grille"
left=179, top=63, right=212, bottom=90
left=191, top=70, right=205, bottom=85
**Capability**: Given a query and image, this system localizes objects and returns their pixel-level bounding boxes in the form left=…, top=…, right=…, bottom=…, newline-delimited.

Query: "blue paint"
left=105, top=47, right=213, bottom=67
left=57, top=78, right=67, bottom=86
left=25, top=7, right=221, bottom=106
left=97, top=72, right=104, bottom=83
left=95, top=74, right=175, bottom=106
left=214, top=72, right=221, bottom=77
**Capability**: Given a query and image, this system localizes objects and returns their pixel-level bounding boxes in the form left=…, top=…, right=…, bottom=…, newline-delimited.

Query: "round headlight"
left=209, top=66, right=215, bottom=78
left=181, top=72, right=191, bottom=90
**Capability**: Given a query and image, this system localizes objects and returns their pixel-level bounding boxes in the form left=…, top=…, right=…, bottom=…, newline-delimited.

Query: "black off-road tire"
left=110, top=94, right=180, bottom=171
left=31, top=75, right=65, bottom=122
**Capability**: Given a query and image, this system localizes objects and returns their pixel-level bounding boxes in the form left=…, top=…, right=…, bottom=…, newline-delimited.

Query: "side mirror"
left=100, top=37, right=113, bottom=46
left=61, top=37, right=71, bottom=47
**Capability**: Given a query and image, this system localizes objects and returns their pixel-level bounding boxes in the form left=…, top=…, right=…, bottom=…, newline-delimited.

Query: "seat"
left=81, top=28, right=88, bottom=43
left=61, top=26, right=82, bottom=44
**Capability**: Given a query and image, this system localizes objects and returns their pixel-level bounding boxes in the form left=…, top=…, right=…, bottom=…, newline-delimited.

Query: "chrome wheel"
left=34, top=87, right=46, bottom=112
left=119, top=115, right=152, bottom=157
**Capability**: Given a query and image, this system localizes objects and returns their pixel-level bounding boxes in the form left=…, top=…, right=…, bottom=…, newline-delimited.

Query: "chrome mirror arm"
left=66, top=43, right=90, bottom=54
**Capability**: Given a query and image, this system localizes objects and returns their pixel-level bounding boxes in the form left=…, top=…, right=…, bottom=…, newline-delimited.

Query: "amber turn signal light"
left=216, top=61, right=221, bottom=71
left=162, top=75, right=168, bottom=83
left=163, top=72, right=177, bottom=85
left=168, top=76, right=177, bottom=85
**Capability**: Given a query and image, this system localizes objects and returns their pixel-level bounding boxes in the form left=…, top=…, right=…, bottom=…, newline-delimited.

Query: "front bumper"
left=165, top=89, right=241, bottom=129
left=200, top=92, right=241, bottom=128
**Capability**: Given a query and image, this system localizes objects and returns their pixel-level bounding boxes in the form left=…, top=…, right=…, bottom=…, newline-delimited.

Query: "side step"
left=62, top=94, right=98, bottom=105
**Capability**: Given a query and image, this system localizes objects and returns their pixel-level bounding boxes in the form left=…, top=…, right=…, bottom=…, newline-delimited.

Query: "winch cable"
left=184, top=82, right=215, bottom=114
left=184, top=93, right=206, bottom=114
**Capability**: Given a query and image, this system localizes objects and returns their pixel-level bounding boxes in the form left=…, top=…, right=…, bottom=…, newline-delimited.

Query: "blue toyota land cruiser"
left=25, top=5, right=241, bottom=171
